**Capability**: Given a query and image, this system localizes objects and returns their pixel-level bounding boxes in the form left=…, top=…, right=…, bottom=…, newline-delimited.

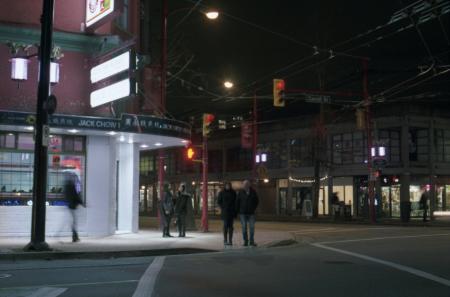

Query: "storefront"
left=0, top=110, right=190, bottom=237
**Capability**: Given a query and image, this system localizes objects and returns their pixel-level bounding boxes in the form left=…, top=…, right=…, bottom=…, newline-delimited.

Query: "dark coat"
left=64, top=180, right=82, bottom=210
left=218, top=189, right=237, bottom=219
left=175, top=192, right=189, bottom=215
left=236, top=188, right=259, bottom=215
left=160, top=191, right=174, bottom=216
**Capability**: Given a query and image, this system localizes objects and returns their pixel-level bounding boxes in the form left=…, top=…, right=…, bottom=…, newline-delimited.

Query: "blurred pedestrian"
left=160, top=184, right=174, bottom=237
left=419, top=189, right=429, bottom=222
left=218, top=181, right=237, bottom=246
left=64, top=173, right=82, bottom=242
left=175, top=183, right=189, bottom=237
left=331, top=192, right=340, bottom=220
left=236, top=180, right=259, bottom=247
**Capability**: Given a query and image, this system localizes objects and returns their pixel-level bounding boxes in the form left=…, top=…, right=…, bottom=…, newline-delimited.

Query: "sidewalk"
left=0, top=219, right=295, bottom=260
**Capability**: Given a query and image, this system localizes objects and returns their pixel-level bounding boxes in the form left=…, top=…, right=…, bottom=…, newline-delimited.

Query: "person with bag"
left=160, top=184, right=174, bottom=237
left=175, top=183, right=189, bottom=237
left=218, top=181, right=237, bottom=246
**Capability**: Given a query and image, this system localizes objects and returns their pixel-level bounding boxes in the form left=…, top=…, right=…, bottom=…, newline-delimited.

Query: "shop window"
left=379, top=129, right=401, bottom=164
left=18, top=133, right=34, bottom=150
left=409, top=128, right=428, bottom=162
left=435, top=130, right=450, bottom=163
left=0, top=133, right=16, bottom=149
left=49, top=135, right=63, bottom=153
left=140, top=154, right=155, bottom=176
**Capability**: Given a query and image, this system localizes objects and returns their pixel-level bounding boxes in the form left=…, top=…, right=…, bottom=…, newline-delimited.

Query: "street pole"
left=252, top=94, right=258, bottom=182
left=25, top=0, right=54, bottom=251
left=201, top=135, right=209, bottom=232
left=363, top=59, right=376, bottom=224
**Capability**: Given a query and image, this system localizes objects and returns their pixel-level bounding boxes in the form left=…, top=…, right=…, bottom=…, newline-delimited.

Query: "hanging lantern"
left=10, top=57, right=29, bottom=80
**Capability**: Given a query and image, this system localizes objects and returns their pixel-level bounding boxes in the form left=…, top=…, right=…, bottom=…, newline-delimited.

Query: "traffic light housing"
left=273, top=79, right=285, bottom=107
left=202, top=113, right=215, bottom=137
left=356, top=108, right=366, bottom=130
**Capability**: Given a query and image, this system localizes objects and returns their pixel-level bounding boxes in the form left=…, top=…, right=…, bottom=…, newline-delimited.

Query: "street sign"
left=42, top=125, right=49, bottom=147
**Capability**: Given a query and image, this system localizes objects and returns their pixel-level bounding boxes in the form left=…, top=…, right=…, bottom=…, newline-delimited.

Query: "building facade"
left=140, top=103, right=450, bottom=221
left=0, top=0, right=189, bottom=236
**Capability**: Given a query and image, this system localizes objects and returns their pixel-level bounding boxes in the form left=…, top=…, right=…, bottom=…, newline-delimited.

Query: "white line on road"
left=132, top=256, right=166, bottom=297
left=27, top=287, right=67, bottom=297
left=316, top=233, right=450, bottom=244
left=0, top=280, right=138, bottom=291
left=292, top=227, right=401, bottom=235
left=311, top=243, right=450, bottom=287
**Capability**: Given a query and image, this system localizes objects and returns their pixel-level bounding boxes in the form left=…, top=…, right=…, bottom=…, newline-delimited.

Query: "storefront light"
left=24, top=126, right=34, bottom=131
left=10, top=57, right=29, bottom=80
left=119, top=135, right=125, bottom=142
left=154, top=142, right=163, bottom=147
left=68, top=129, right=79, bottom=134
left=378, top=146, right=386, bottom=157
left=371, top=147, right=376, bottom=157
left=261, top=153, right=267, bottom=162
left=255, top=154, right=260, bottom=163
left=107, top=131, right=117, bottom=136
left=263, top=178, right=269, bottom=183
left=140, top=144, right=149, bottom=148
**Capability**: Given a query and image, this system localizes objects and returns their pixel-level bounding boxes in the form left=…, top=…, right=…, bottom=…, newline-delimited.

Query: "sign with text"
left=241, top=122, right=253, bottom=149
left=86, top=0, right=115, bottom=27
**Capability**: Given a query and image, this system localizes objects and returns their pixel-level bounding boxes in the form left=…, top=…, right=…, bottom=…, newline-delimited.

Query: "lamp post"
left=24, top=0, right=55, bottom=251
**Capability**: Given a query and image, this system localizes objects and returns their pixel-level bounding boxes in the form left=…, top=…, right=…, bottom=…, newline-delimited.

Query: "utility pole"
left=201, top=135, right=209, bottom=232
left=25, top=0, right=54, bottom=251
left=252, top=94, right=258, bottom=182
left=363, top=60, right=376, bottom=223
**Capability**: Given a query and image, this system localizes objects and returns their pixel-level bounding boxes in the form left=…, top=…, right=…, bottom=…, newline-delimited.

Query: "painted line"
left=28, top=287, right=67, bottom=297
left=293, top=227, right=401, bottom=235
left=311, top=243, right=450, bottom=287
left=0, top=279, right=138, bottom=291
left=132, top=256, right=166, bottom=297
left=317, top=233, right=450, bottom=244
left=0, top=274, right=11, bottom=279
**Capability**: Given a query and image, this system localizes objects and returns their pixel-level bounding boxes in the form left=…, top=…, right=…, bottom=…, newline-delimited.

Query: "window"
left=379, top=129, right=401, bottom=164
left=18, top=133, right=34, bottom=150
left=332, top=132, right=367, bottom=165
left=0, top=133, right=16, bottom=149
left=140, top=154, right=155, bottom=175
left=289, top=138, right=312, bottom=167
left=226, top=147, right=252, bottom=172
left=263, top=141, right=287, bottom=169
left=435, top=130, right=450, bottom=163
left=409, top=128, right=428, bottom=162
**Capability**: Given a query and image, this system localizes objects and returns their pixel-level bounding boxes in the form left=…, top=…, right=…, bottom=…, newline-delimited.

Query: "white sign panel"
left=86, top=0, right=115, bottom=27
left=90, top=78, right=131, bottom=108
left=91, top=51, right=130, bottom=83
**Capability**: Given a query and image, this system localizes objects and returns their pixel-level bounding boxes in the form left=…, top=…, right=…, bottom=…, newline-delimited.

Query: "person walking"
left=64, top=173, right=82, bottom=242
left=236, top=180, right=259, bottom=247
left=160, top=184, right=174, bottom=237
left=175, top=183, right=189, bottom=237
left=218, top=182, right=237, bottom=246
left=419, top=189, right=429, bottom=222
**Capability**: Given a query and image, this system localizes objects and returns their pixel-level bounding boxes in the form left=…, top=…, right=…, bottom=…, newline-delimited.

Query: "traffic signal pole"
left=252, top=94, right=258, bottom=181
left=25, top=0, right=54, bottom=251
left=363, top=60, right=376, bottom=224
left=201, top=135, right=209, bottom=232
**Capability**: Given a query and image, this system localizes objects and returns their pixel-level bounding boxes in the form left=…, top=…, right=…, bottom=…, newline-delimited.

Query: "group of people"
left=160, top=183, right=190, bottom=237
left=160, top=179, right=259, bottom=247
left=218, top=180, right=259, bottom=246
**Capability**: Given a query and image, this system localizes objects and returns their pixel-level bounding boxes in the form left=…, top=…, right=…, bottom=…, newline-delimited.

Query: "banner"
left=241, top=122, right=253, bottom=149
left=86, top=0, right=115, bottom=27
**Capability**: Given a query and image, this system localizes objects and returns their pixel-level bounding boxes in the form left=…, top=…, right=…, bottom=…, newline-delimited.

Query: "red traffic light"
left=187, top=147, right=195, bottom=160
left=275, top=80, right=285, bottom=90
left=204, top=113, right=215, bottom=124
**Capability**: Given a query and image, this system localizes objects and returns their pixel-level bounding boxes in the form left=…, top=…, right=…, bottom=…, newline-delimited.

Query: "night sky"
left=165, top=0, right=450, bottom=123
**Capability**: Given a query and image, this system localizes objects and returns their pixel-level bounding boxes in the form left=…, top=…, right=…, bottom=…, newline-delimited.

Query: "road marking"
left=27, top=287, right=67, bottom=297
left=0, top=274, right=11, bottom=279
left=316, top=233, right=450, bottom=244
left=292, top=227, right=400, bottom=235
left=132, top=256, right=166, bottom=297
left=0, top=279, right=138, bottom=291
left=311, top=243, right=450, bottom=287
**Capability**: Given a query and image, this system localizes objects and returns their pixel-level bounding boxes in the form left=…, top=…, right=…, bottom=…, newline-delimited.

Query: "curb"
left=0, top=248, right=216, bottom=261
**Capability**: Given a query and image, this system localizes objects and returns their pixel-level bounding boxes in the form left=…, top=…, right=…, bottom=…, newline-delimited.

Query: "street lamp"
left=205, top=10, right=219, bottom=20
left=224, top=81, right=234, bottom=89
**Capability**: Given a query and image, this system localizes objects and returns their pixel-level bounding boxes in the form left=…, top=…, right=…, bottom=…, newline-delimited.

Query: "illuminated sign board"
left=90, top=78, right=133, bottom=108
left=86, top=0, right=115, bottom=27
left=90, top=51, right=130, bottom=83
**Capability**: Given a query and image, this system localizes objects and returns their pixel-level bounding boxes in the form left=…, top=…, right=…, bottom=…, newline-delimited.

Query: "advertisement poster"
left=86, top=0, right=115, bottom=27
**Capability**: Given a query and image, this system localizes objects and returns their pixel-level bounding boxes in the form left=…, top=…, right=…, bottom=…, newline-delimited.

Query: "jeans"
left=240, top=214, right=256, bottom=243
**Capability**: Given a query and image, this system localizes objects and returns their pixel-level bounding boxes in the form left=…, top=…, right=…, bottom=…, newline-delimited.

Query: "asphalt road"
left=1, top=224, right=449, bottom=297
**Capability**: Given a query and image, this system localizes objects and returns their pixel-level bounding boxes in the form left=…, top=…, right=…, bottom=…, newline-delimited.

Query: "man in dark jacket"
left=160, top=184, right=174, bottom=237
left=218, top=182, right=237, bottom=245
left=419, top=190, right=429, bottom=222
left=236, top=179, right=259, bottom=246
left=64, top=173, right=82, bottom=242
left=175, top=183, right=189, bottom=237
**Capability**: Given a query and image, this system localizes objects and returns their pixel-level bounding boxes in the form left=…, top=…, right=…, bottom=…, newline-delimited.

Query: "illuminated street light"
left=224, top=81, right=234, bottom=89
left=205, top=10, right=219, bottom=20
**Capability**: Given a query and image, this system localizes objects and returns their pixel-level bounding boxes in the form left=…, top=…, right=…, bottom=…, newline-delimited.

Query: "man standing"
left=175, top=183, right=189, bottom=237
left=218, top=182, right=237, bottom=245
left=419, top=189, right=429, bottom=222
left=160, top=184, right=174, bottom=237
left=236, top=180, right=259, bottom=246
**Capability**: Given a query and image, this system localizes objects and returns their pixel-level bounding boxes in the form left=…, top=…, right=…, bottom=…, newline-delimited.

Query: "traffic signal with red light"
left=202, top=113, right=215, bottom=137
left=273, top=79, right=285, bottom=107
